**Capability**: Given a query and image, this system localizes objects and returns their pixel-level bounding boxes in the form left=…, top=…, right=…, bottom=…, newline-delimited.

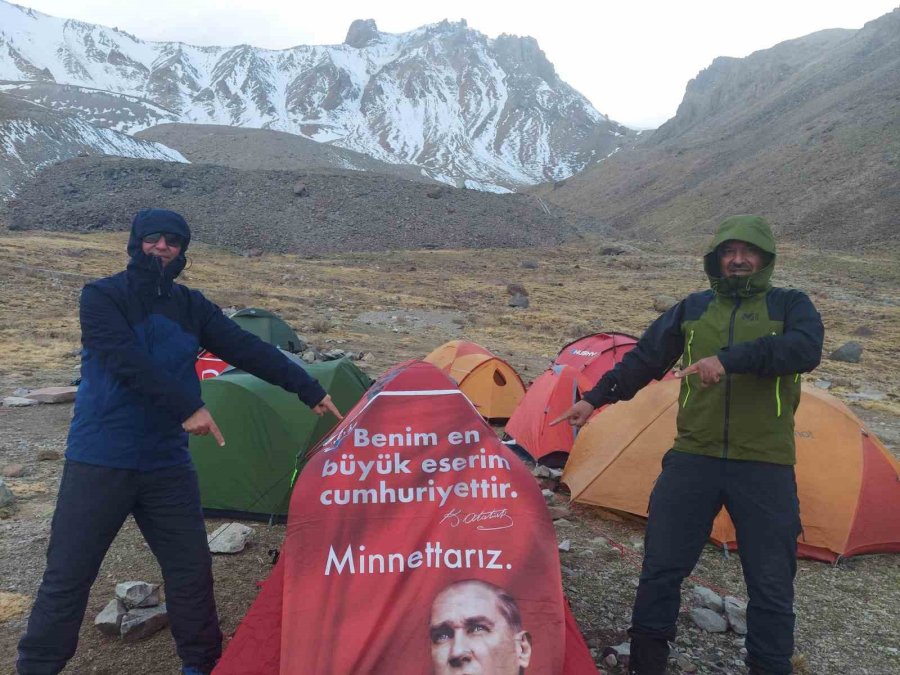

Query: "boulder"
left=2, top=464, right=26, bottom=478
left=116, top=581, right=160, bottom=609
left=26, top=386, right=78, bottom=404
left=828, top=341, right=863, bottom=363
left=120, top=603, right=169, bottom=642
left=95, top=599, right=127, bottom=636
left=208, top=523, right=254, bottom=554
left=690, top=607, right=728, bottom=632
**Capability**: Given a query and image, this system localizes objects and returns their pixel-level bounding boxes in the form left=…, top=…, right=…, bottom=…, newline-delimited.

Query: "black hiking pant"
left=17, top=460, right=222, bottom=674
left=628, top=450, right=800, bottom=675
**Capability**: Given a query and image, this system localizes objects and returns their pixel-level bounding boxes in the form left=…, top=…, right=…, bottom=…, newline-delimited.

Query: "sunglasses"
left=142, top=232, right=184, bottom=248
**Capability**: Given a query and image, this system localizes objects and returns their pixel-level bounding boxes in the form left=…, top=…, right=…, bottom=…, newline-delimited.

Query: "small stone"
left=653, top=295, right=677, bottom=312
left=852, top=326, right=874, bottom=337
left=0, top=479, right=15, bottom=509
left=558, top=539, right=571, bottom=552
left=553, top=518, right=574, bottom=528
left=120, top=603, right=169, bottom=641
left=521, top=260, right=538, bottom=269
left=508, top=294, right=529, bottom=309
left=541, top=489, right=555, bottom=502
left=814, top=379, right=832, bottom=389
left=208, top=523, right=254, bottom=554
left=828, top=341, right=863, bottom=363
left=301, top=350, right=318, bottom=363
left=532, top=465, right=552, bottom=478
left=2, top=464, right=26, bottom=478
left=603, top=654, right=617, bottom=667
left=724, top=596, right=747, bottom=635
left=676, top=655, right=697, bottom=672
left=36, top=450, right=62, bottom=461
left=292, top=181, right=309, bottom=197
left=692, top=585, right=724, bottom=612
left=690, top=607, right=728, bottom=632
left=609, top=642, right=630, bottom=657
left=506, top=283, right=528, bottom=297
left=95, top=599, right=127, bottom=636
left=26, top=386, right=78, bottom=404
left=3, top=397, right=37, bottom=407
left=116, top=582, right=160, bottom=609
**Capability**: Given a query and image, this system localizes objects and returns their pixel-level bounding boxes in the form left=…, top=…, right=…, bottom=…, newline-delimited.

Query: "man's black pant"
left=628, top=450, right=800, bottom=675
left=17, top=460, right=222, bottom=674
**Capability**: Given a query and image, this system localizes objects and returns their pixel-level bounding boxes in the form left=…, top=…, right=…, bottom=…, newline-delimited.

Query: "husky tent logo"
left=571, top=349, right=598, bottom=357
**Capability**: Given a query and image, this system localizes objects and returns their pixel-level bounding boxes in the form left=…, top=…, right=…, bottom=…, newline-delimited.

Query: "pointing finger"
left=210, top=418, right=225, bottom=447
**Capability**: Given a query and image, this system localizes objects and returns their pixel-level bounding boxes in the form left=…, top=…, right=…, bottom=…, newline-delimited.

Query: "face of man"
left=718, top=239, right=766, bottom=278
left=141, top=232, right=183, bottom=267
left=429, top=583, right=532, bottom=675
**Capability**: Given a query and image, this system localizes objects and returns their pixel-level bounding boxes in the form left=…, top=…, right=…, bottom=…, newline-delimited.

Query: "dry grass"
left=1, top=230, right=897, bottom=411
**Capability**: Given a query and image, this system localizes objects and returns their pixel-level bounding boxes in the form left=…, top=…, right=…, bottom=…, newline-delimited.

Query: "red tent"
left=554, top=332, right=639, bottom=383
left=215, top=361, right=597, bottom=674
left=505, top=364, right=595, bottom=465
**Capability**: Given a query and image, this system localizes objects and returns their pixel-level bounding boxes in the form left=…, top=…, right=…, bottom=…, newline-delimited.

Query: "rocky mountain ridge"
left=0, top=3, right=628, bottom=191
left=536, top=9, right=900, bottom=250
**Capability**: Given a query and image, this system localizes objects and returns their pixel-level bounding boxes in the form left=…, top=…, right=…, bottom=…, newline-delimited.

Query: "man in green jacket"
left=554, top=215, right=824, bottom=674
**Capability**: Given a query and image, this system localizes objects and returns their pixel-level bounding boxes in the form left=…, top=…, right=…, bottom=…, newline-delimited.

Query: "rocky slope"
left=5, top=156, right=587, bottom=254
left=0, top=93, right=185, bottom=197
left=0, top=2, right=629, bottom=190
left=536, top=9, right=900, bottom=250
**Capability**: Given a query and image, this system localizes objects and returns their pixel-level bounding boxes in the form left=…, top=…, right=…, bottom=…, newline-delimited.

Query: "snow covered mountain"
left=0, top=2, right=628, bottom=191
left=0, top=93, right=185, bottom=197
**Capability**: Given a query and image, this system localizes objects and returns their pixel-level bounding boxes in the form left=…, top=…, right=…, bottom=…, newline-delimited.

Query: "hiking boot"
left=628, top=634, right=670, bottom=675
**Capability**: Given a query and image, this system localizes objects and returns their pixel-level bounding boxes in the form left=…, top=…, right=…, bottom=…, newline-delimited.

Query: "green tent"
left=231, top=307, right=304, bottom=353
left=190, top=358, right=372, bottom=519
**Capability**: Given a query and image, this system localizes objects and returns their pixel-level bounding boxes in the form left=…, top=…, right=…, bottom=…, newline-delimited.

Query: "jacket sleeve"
left=197, top=296, right=327, bottom=408
left=582, top=303, right=684, bottom=408
left=717, top=291, right=823, bottom=377
left=80, top=284, right=205, bottom=422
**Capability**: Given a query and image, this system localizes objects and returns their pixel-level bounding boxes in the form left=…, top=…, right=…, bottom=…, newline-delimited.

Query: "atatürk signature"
left=440, top=507, right=514, bottom=531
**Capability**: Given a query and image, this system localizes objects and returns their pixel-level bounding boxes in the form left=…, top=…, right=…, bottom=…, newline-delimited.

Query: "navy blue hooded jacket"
left=66, top=209, right=327, bottom=471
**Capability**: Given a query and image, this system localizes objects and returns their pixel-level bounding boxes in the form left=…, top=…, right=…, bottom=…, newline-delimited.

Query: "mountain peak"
left=344, top=19, right=379, bottom=48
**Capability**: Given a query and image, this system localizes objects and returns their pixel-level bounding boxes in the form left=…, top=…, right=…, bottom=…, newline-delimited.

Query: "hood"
left=703, top=215, right=776, bottom=298
left=126, top=209, right=192, bottom=294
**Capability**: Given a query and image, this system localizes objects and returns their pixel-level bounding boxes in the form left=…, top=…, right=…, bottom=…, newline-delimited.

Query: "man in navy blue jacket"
left=17, top=209, right=340, bottom=675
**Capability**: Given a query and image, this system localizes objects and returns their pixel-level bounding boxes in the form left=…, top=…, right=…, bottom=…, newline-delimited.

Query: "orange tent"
left=563, top=379, right=900, bottom=562
left=505, top=364, right=595, bottom=465
left=424, top=340, right=526, bottom=420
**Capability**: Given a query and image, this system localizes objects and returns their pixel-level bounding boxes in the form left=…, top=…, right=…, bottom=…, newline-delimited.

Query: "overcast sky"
left=13, top=0, right=899, bottom=128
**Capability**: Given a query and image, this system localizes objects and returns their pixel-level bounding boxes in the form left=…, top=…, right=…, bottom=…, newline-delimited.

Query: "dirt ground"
left=1, top=230, right=898, bottom=674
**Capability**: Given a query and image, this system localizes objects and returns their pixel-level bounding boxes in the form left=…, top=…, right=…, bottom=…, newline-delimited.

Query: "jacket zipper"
left=682, top=329, right=695, bottom=408
left=723, top=298, right=741, bottom=458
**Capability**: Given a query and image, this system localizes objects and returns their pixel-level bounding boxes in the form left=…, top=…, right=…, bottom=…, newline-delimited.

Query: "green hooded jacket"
left=584, top=215, right=825, bottom=465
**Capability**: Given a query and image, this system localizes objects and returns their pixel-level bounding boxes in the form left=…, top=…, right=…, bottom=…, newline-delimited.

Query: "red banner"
left=279, top=361, right=567, bottom=674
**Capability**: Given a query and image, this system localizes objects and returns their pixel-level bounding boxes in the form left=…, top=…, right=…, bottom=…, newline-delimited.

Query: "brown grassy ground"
left=0, top=229, right=898, bottom=674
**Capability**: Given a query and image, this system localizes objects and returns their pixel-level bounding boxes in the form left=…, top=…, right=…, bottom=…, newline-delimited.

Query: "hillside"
left=5, top=156, right=587, bottom=254
left=536, top=9, right=900, bottom=251
left=0, top=93, right=185, bottom=197
left=134, top=123, right=436, bottom=183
